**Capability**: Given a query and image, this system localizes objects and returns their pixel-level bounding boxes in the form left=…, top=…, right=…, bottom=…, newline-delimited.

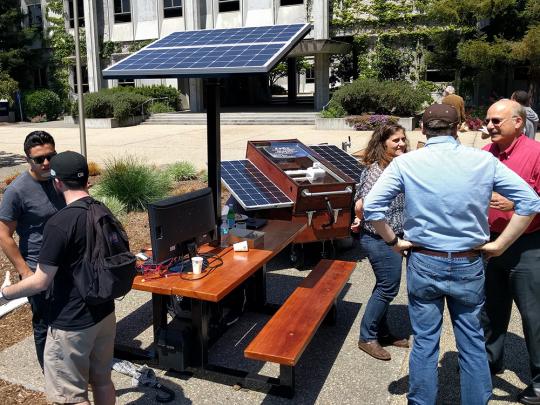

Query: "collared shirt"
left=483, top=134, right=540, bottom=234
left=364, top=136, right=540, bottom=252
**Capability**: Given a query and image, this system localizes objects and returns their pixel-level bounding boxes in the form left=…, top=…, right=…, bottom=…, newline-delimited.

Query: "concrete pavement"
left=0, top=122, right=529, bottom=404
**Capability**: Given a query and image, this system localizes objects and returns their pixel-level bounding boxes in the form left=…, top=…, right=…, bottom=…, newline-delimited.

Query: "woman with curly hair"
left=351, top=123, right=409, bottom=361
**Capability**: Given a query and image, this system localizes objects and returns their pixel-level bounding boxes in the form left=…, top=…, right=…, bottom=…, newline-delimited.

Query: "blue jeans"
left=359, top=233, right=403, bottom=341
left=407, top=252, right=492, bottom=405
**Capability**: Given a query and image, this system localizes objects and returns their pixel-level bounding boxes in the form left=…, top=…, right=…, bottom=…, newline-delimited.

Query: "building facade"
left=21, top=0, right=344, bottom=111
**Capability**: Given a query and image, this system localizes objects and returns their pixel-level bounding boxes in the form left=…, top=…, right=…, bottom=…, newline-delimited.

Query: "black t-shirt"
left=39, top=196, right=114, bottom=331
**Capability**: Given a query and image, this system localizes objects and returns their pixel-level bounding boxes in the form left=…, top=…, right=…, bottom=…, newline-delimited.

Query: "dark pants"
left=27, top=291, right=48, bottom=370
left=481, top=231, right=540, bottom=389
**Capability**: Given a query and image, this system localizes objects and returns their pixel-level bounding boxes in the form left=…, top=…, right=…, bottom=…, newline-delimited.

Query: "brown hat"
left=422, top=103, right=459, bottom=126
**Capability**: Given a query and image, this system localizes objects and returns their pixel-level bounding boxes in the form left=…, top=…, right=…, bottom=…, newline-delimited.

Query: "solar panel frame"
left=102, top=24, right=311, bottom=79
left=309, top=144, right=365, bottom=184
left=221, top=160, right=294, bottom=211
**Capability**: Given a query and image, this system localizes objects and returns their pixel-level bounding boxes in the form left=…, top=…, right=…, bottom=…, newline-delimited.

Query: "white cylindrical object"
left=0, top=297, right=28, bottom=318
left=191, top=256, right=203, bottom=274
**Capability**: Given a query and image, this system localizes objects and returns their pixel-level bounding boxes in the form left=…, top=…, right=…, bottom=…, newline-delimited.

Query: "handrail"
left=301, top=186, right=353, bottom=197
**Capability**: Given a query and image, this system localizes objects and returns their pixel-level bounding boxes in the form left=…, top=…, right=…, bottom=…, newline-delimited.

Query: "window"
left=305, top=66, right=314, bottom=84
left=218, top=0, right=239, bottom=12
left=72, top=66, right=89, bottom=93
left=164, top=0, right=182, bottom=18
left=280, top=0, right=303, bottom=5
left=114, top=0, right=131, bottom=23
left=68, top=0, right=85, bottom=28
left=27, top=4, right=43, bottom=29
left=118, top=78, right=135, bottom=88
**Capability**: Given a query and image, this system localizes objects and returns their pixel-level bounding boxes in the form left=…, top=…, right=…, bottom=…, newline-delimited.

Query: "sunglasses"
left=29, top=152, right=57, bottom=165
left=483, top=117, right=515, bottom=126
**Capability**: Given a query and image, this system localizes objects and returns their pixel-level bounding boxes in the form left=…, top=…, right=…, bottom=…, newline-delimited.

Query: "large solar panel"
left=221, top=160, right=293, bottom=210
left=309, top=144, right=365, bottom=184
left=103, top=24, right=311, bottom=79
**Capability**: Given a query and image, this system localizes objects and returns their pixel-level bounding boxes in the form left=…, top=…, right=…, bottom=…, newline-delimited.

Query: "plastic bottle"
left=227, top=204, right=235, bottom=228
left=220, top=218, right=229, bottom=247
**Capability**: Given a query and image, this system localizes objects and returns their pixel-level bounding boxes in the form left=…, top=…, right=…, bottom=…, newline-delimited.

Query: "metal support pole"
left=206, top=79, right=221, bottom=233
left=73, top=0, right=87, bottom=157
left=287, top=58, right=297, bottom=105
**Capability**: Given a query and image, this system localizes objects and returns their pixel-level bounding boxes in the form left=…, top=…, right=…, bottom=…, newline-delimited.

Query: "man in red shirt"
left=482, top=99, right=540, bottom=405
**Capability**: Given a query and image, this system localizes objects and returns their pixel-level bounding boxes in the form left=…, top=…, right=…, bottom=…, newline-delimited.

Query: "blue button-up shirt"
left=363, top=136, right=540, bottom=251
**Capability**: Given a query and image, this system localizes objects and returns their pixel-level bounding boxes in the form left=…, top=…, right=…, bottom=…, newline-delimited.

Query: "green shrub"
left=320, top=104, right=346, bottom=118
left=23, top=89, right=63, bottom=121
left=98, top=156, right=172, bottom=212
left=198, top=170, right=208, bottom=183
left=148, top=101, right=175, bottom=114
left=73, top=90, right=148, bottom=121
left=167, top=161, right=197, bottom=181
left=329, top=79, right=431, bottom=117
left=270, top=84, right=287, bottom=95
left=89, top=186, right=127, bottom=219
left=109, top=85, right=180, bottom=110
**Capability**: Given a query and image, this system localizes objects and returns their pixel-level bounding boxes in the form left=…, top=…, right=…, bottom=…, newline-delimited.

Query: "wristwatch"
left=385, top=235, right=399, bottom=247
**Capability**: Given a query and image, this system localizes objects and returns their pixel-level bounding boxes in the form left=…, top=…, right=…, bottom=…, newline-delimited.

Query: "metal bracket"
left=333, top=208, right=341, bottom=224
left=306, top=211, right=315, bottom=227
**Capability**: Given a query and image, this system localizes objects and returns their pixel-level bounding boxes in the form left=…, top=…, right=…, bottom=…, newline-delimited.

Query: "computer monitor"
left=148, top=187, right=216, bottom=264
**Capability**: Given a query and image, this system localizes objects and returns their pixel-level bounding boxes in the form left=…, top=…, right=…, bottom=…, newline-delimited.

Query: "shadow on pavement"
left=0, top=151, right=26, bottom=168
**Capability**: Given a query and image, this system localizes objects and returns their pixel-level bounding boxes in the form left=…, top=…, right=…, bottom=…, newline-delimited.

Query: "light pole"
left=72, top=0, right=87, bottom=157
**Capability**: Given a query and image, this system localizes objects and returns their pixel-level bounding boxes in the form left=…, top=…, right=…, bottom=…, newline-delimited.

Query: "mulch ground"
left=0, top=177, right=229, bottom=402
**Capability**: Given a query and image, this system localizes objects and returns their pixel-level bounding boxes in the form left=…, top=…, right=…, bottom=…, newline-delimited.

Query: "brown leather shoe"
left=358, top=340, right=391, bottom=361
left=378, top=334, right=410, bottom=348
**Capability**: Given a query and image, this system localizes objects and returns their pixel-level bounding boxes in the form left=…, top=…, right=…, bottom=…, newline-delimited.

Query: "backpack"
left=70, top=197, right=137, bottom=305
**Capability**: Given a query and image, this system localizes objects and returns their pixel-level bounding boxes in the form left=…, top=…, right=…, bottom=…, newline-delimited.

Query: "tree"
left=268, top=57, right=310, bottom=87
left=0, top=0, right=39, bottom=88
left=0, top=70, right=19, bottom=105
left=45, top=0, right=86, bottom=107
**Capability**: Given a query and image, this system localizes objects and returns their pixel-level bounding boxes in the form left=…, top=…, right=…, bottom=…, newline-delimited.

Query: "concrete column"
left=287, top=57, right=297, bottom=105
left=314, top=53, right=329, bottom=111
left=312, top=0, right=329, bottom=40
left=84, top=0, right=102, bottom=92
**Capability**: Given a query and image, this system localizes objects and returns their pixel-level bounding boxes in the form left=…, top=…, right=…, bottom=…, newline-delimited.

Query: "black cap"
left=50, top=151, right=89, bottom=184
left=422, top=103, right=459, bottom=126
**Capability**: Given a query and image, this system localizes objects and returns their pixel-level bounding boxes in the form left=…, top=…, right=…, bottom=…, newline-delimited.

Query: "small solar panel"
left=309, top=144, right=365, bottom=184
left=221, top=160, right=293, bottom=210
left=103, top=24, right=311, bottom=79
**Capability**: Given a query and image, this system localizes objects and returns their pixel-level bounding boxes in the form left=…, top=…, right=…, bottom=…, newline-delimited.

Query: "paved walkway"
left=0, top=123, right=529, bottom=404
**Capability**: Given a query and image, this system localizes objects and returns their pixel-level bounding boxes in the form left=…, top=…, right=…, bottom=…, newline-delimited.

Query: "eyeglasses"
left=483, top=117, right=516, bottom=126
left=29, top=152, right=57, bottom=165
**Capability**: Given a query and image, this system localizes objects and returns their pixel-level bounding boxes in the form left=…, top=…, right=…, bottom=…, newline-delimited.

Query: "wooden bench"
left=244, top=259, right=356, bottom=397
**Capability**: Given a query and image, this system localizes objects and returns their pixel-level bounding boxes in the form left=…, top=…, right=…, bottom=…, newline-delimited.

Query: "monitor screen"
left=148, top=187, right=216, bottom=264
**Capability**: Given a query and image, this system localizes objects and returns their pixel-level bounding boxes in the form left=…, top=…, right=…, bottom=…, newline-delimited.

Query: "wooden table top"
left=132, top=220, right=306, bottom=302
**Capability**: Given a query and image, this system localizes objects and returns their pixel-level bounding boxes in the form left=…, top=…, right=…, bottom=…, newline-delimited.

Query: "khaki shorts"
left=44, top=312, right=116, bottom=403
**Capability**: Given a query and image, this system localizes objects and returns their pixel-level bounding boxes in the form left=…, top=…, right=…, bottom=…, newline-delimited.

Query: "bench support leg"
left=323, top=301, right=337, bottom=326
left=267, top=365, right=295, bottom=398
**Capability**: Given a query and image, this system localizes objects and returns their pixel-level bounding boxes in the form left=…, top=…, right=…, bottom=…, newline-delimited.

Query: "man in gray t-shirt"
left=0, top=131, right=65, bottom=369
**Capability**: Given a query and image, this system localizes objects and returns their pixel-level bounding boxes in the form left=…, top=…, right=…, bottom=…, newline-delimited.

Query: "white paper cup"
left=191, top=256, right=203, bottom=275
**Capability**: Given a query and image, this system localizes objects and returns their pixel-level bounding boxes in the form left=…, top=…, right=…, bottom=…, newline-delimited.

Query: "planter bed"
left=64, top=115, right=144, bottom=128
